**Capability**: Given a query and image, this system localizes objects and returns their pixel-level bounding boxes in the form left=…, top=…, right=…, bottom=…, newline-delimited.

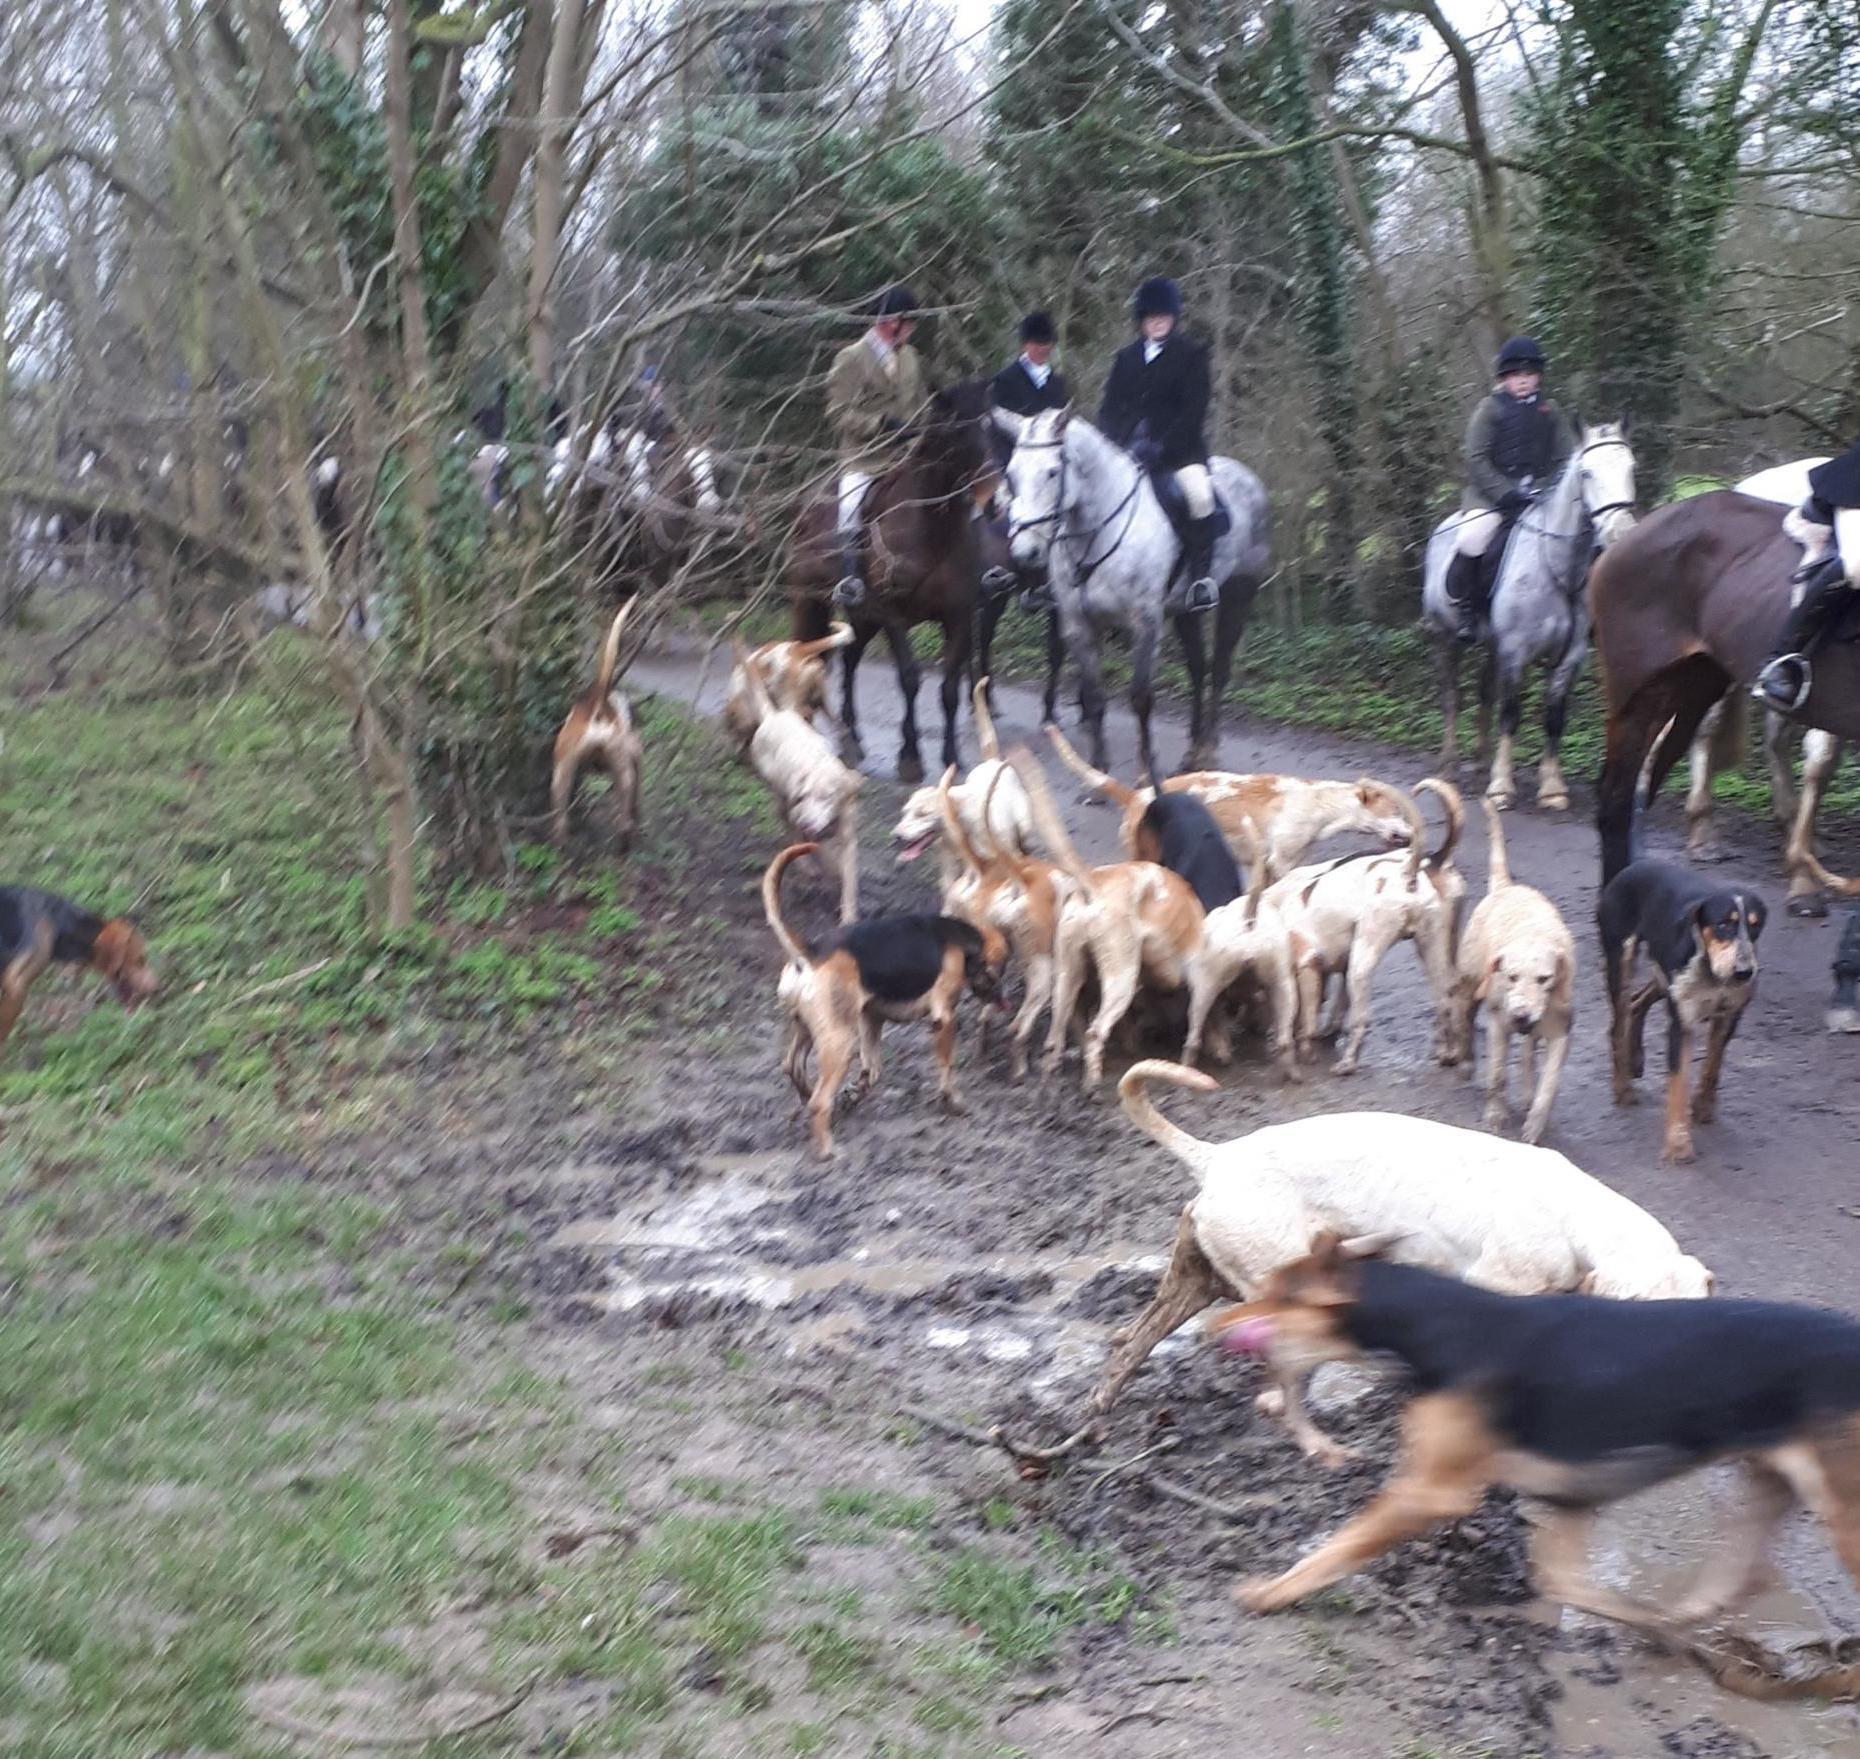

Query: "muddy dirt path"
left=599, top=634, right=1860, bottom=1756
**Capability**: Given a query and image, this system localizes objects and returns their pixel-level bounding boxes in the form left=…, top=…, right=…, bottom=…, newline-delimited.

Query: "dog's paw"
left=1662, top=1130, right=1697, bottom=1165
left=940, top=1091, right=969, bottom=1117
left=1306, top=1436, right=1357, bottom=1470
left=1231, top=1576, right=1289, bottom=1615
left=1253, top=1387, right=1286, bottom=1419
left=1690, top=1094, right=1716, bottom=1125
left=1482, top=1102, right=1509, bottom=1131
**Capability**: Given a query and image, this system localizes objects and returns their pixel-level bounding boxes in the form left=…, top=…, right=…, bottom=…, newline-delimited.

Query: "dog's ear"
left=1473, top=952, right=1501, bottom=1003
left=1742, top=894, right=1766, bottom=941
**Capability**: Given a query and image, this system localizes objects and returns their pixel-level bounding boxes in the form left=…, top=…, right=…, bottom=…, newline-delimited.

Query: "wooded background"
left=3, top=0, right=1856, bottom=920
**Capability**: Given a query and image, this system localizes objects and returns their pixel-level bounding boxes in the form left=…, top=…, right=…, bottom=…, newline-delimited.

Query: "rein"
left=1008, top=432, right=1144, bottom=587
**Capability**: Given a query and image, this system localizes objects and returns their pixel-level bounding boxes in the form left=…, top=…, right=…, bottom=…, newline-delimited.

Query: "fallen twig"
left=542, top=1522, right=639, bottom=1560
left=227, top=958, right=334, bottom=1007
left=1086, top=1435, right=1179, bottom=1495
left=1096, top=1703, right=1171, bottom=1736
left=250, top=1670, right=541, bottom=1748
left=989, top=1420, right=1101, bottom=1469
left=1140, top=1471, right=1275, bottom=1521
left=897, top=1403, right=1000, bottom=1449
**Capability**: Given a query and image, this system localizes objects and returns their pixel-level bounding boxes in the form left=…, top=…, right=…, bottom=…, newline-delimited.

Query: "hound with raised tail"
left=734, top=636, right=864, bottom=922
left=722, top=624, right=852, bottom=752
left=891, top=680, right=1034, bottom=905
left=1045, top=726, right=1413, bottom=883
left=1078, top=1061, right=1713, bottom=1465
left=1452, top=797, right=1576, bottom=1143
left=934, top=762, right=1069, bottom=1077
left=763, top=844, right=1004, bottom=1157
left=550, top=603, right=644, bottom=847
left=1016, top=752, right=1205, bottom=1090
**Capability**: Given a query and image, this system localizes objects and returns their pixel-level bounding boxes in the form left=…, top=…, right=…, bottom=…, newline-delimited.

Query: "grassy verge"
left=0, top=656, right=1153, bottom=1756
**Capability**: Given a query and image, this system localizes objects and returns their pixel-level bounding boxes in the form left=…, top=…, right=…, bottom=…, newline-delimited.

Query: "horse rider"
left=1754, top=437, right=1860, bottom=711
left=826, top=284, right=928, bottom=607
left=985, top=309, right=1070, bottom=607
left=1097, top=275, right=1219, bottom=614
left=1445, top=336, right=1577, bottom=644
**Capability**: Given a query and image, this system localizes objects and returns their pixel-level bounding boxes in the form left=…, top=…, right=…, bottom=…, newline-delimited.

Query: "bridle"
left=1005, top=431, right=1143, bottom=585
left=1577, top=434, right=1637, bottom=527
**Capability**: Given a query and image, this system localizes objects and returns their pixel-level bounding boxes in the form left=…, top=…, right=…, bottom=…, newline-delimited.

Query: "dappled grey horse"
left=1421, top=424, right=1636, bottom=810
left=992, top=407, right=1270, bottom=781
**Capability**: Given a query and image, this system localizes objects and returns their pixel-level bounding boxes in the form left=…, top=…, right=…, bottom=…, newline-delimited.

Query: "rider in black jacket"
left=1098, top=276, right=1218, bottom=613
left=1754, top=437, right=1860, bottom=711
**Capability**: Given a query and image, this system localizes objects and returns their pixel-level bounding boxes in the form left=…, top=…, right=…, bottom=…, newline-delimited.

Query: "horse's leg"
left=1063, top=602, right=1111, bottom=771
left=1435, top=636, right=1461, bottom=774
left=1686, top=703, right=1725, bottom=862
left=838, top=626, right=874, bottom=766
left=1785, top=730, right=1843, bottom=918
left=1487, top=655, right=1524, bottom=809
left=1474, top=649, right=1496, bottom=768
left=1764, top=708, right=1799, bottom=828
left=1203, top=575, right=1255, bottom=762
left=1535, top=630, right=1586, bottom=812
left=1174, top=609, right=1210, bottom=772
left=974, top=589, right=1004, bottom=715
left=1131, top=613, right=1163, bottom=788
left=1042, top=609, right=1064, bottom=726
left=938, top=611, right=970, bottom=773
left=886, top=618, right=926, bottom=784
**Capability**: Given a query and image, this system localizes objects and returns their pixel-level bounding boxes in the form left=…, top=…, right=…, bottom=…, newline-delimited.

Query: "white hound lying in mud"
left=1450, top=798, right=1577, bottom=1144
left=1046, top=727, right=1413, bottom=882
left=993, top=1061, right=1712, bottom=1466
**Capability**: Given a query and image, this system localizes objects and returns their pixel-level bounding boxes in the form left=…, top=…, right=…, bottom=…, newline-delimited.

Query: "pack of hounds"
left=10, top=608, right=1860, bottom=1700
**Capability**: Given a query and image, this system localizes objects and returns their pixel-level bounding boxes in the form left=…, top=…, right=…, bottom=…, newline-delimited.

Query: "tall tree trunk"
left=527, top=0, right=588, bottom=389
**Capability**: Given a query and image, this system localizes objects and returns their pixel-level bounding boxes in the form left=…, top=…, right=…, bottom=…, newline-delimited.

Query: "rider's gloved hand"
left=1130, top=437, right=1161, bottom=469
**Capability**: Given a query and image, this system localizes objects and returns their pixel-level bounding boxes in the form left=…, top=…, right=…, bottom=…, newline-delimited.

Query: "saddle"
left=1150, top=469, right=1232, bottom=540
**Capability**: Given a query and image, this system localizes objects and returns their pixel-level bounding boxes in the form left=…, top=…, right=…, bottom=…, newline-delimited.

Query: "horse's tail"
left=591, top=598, right=636, bottom=701
left=1012, top=747, right=1095, bottom=897
left=1044, top=724, right=1137, bottom=808
left=1415, top=778, right=1464, bottom=875
left=1481, top=795, right=1512, bottom=894
left=973, top=675, right=1001, bottom=760
left=762, top=843, right=817, bottom=965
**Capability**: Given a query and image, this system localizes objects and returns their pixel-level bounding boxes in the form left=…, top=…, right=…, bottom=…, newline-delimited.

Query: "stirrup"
left=833, top=574, right=867, bottom=609
left=1753, top=653, right=1812, bottom=713
left=1019, top=581, right=1055, bottom=613
left=1453, top=605, right=1482, bottom=646
left=1184, top=576, right=1218, bottom=614
left=979, top=564, right=1016, bottom=597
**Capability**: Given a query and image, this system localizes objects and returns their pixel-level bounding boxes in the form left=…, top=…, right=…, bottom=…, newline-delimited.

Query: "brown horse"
left=1591, top=490, right=1860, bottom=905
left=790, top=381, right=995, bottom=783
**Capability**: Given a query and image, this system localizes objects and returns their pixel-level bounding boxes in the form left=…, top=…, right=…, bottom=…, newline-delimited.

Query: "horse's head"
left=912, top=380, right=993, bottom=506
left=996, top=406, right=1072, bottom=569
left=1576, top=421, right=1637, bottom=547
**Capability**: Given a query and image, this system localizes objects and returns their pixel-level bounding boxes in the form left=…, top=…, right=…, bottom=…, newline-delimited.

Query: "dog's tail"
left=795, top=621, right=855, bottom=664
left=1481, top=794, right=1511, bottom=894
left=1118, top=1060, right=1220, bottom=1177
left=1044, top=724, right=1137, bottom=809
left=1415, top=777, right=1463, bottom=875
left=1012, top=747, right=1095, bottom=897
left=762, top=842, right=818, bottom=964
left=973, top=676, right=1001, bottom=760
left=1387, top=783, right=1430, bottom=884
left=591, top=598, right=637, bottom=700
left=1235, top=815, right=1268, bottom=924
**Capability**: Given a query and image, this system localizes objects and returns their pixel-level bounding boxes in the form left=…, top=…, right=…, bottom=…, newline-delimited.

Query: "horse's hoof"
left=1538, top=791, right=1570, bottom=813
left=1485, top=785, right=1516, bottom=811
left=1826, top=1005, right=1860, bottom=1035
left=1788, top=891, right=1829, bottom=920
left=839, top=734, right=865, bottom=766
left=897, top=754, right=925, bottom=785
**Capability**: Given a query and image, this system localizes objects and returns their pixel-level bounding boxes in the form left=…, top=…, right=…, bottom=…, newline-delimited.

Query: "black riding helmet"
left=1132, top=276, right=1183, bottom=322
left=1495, top=335, right=1547, bottom=375
left=1019, top=309, right=1057, bottom=345
left=870, top=285, right=922, bottom=320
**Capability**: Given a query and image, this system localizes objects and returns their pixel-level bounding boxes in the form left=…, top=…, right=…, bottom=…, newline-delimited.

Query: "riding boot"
left=1444, top=550, right=1484, bottom=645
left=833, top=536, right=867, bottom=609
left=1168, top=516, right=1219, bottom=614
left=1016, top=566, right=1055, bottom=614
left=1753, top=552, right=1850, bottom=712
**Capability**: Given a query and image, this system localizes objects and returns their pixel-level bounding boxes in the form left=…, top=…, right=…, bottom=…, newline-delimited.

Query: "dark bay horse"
left=1591, top=489, right=1860, bottom=905
left=790, top=381, right=995, bottom=782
